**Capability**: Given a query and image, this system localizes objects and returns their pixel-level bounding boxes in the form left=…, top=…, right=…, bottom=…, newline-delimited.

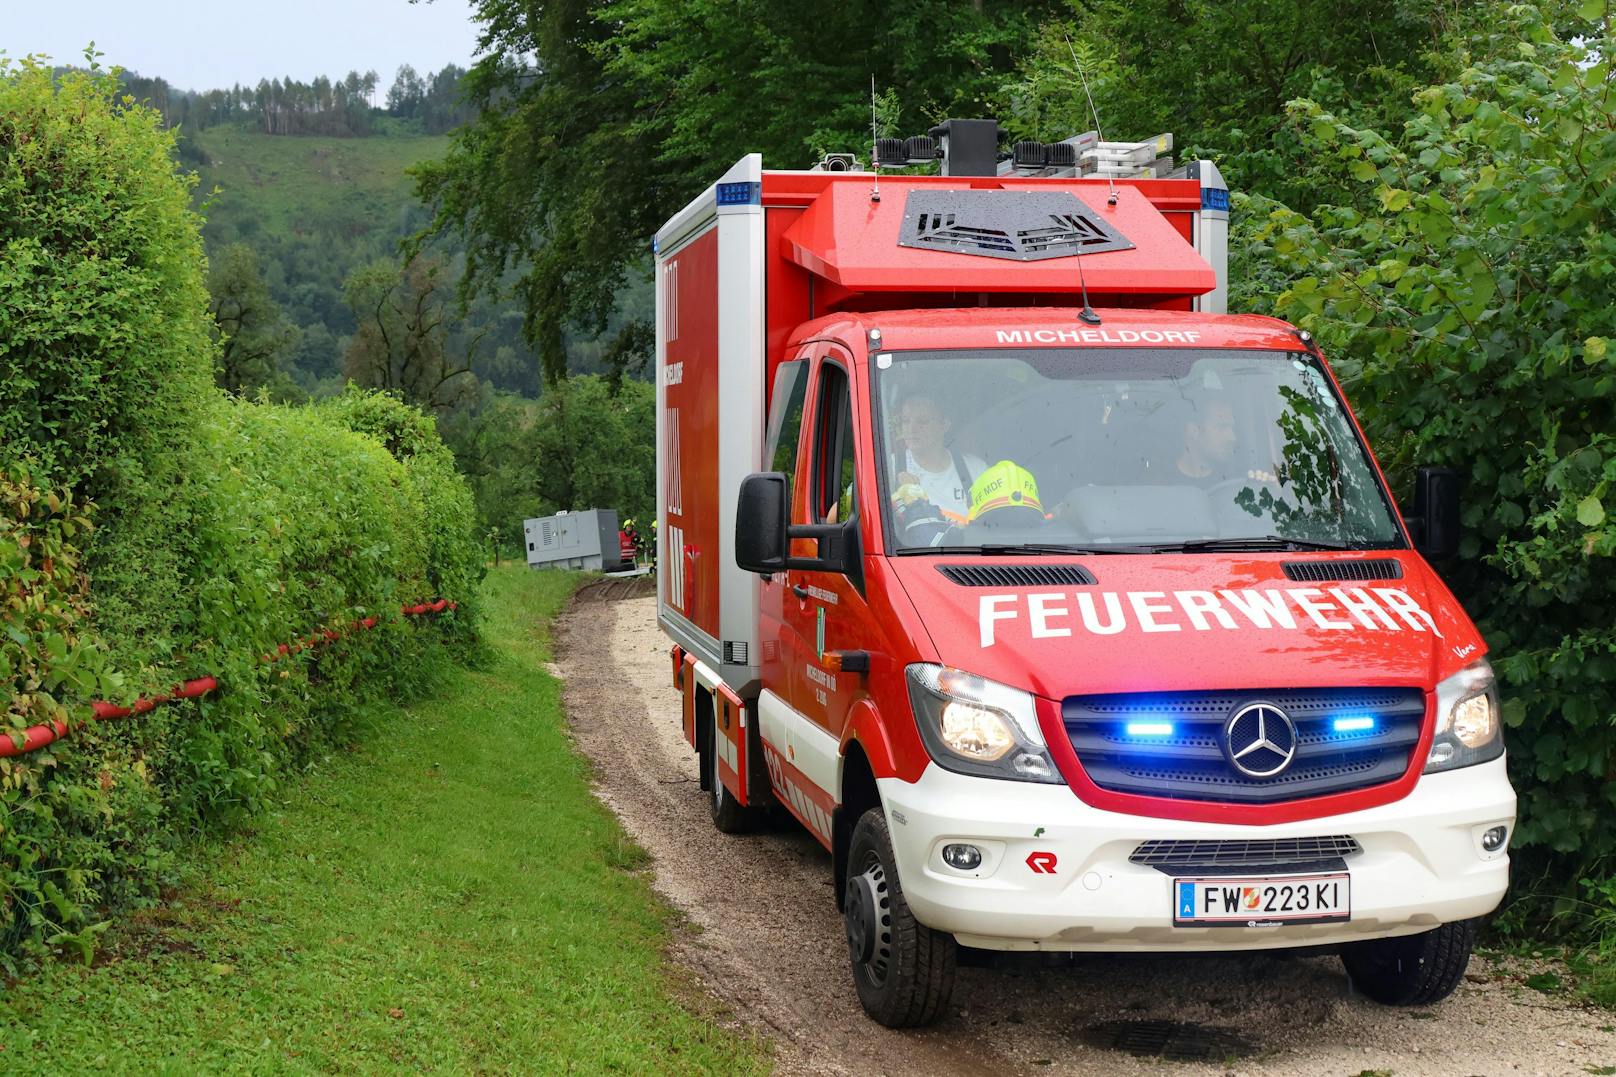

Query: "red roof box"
left=778, top=177, right=1215, bottom=300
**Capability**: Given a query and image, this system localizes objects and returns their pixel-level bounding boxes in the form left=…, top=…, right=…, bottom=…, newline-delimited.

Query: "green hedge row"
left=1232, top=8, right=1616, bottom=874
left=0, top=59, right=482, bottom=965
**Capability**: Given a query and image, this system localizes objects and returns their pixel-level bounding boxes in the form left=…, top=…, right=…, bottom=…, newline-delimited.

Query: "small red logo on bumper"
left=1026, top=851, right=1058, bottom=874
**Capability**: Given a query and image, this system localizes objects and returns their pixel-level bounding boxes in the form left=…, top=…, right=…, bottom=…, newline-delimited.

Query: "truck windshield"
left=872, top=348, right=1404, bottom=553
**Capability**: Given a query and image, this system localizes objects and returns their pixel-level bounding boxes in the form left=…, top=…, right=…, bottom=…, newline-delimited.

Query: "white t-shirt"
left=903, top=448, right=987, bottom=522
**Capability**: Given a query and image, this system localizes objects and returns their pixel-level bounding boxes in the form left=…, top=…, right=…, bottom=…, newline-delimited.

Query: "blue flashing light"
left=716, top=181, right=761, bottom=206
left=1201, top=187, right=1230, bottom=212
left=1333, top=716, right=1376, bottom=733
left=1125, top=721, right=1175, bottom=737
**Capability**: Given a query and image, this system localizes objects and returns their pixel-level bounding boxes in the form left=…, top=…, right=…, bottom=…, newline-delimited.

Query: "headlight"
left=906, top=664, right=1063, bottom=783
left=1424, top=658, right=1504, bottom=773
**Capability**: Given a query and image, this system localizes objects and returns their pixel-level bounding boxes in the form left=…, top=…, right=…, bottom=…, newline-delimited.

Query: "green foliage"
left=1002, top=1, right=1487, bottom=213
left=0, top=468, right=143, bottom=962
left=531, top=376, right=656, bottom=531
left=318, top=387, right=487, bottom=632
left=0, top=56, right=217, bottom=674
left=341, top=255, right=475, bottom=411
left=0, top=568, right=765, bottom=1073
left=0, top=61, right=484, bottom=967
left=444, top=377, right=656, bottom=552
left=414, top=0, right=1064, bottom=381
left=208, top=242, right=299, bottom=396
left=1246, top=6, right=1615, bottom=861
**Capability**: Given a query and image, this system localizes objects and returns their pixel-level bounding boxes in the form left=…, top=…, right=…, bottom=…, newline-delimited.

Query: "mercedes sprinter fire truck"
left=654, top=121, right=1515, bottom=1027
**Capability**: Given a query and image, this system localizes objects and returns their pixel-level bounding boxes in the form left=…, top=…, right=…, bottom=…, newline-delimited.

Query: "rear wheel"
left=844, top=807, right=956, bottom=1027
left=1341, top=919, right=1476, bottom=1005
left=706, top=718, right=752, bottom=834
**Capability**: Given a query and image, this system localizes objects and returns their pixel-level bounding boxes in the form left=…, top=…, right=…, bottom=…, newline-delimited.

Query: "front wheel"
left=843, top=808, right=956, bottom=1027
left=1341, top=919, right=1476, bottom=1005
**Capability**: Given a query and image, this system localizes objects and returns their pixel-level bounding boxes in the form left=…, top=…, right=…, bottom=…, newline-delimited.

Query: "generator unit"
left=522, top=509, right=629, bottom=572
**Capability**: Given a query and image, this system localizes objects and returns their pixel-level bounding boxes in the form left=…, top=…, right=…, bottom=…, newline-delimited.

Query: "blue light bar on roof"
left=716, top=181, right=761, bottom=206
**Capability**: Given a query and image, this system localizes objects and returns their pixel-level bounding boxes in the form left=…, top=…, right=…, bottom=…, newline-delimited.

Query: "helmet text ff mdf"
left=967, top=461, right=1043, bottom=523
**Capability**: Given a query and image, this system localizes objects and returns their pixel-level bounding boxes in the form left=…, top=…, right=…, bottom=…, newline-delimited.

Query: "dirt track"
left=556, top=590, right=1616, bottom=1076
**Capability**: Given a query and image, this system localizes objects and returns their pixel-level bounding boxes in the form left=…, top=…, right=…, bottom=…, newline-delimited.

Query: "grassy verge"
left=0, top=566, right=765, bottom=1073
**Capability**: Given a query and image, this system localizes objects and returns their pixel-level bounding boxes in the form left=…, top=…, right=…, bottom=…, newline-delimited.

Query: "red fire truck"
left=655, top=121, right=1514, bottom=1027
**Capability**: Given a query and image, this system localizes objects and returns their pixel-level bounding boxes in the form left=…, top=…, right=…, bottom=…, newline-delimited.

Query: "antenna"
left=869, top=75, right=881, bottom=203
left=1075, top=254, right=1101, bottom=325
left=1065, top=34, right=1117, bottom=207
left=1063, top=34, right=1108, bottom=325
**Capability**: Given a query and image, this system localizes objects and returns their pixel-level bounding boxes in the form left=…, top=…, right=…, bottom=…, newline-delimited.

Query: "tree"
left=342, top=255, right=478, bottom=411
left=208, top=243, right=298, bottom=394
left=413, top=0, right=1064, bottom=383
left=1246, top=3, right=1615, bottom=865
left=1000, top=1, right=1498, bottom=214
left=388, top=64, right=426, bottom=118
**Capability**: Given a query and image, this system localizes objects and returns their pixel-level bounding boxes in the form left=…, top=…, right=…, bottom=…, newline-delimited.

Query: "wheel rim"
left=845, top=852, right=893, bottom=988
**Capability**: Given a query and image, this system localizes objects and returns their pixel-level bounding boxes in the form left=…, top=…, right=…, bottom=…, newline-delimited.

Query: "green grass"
left=0, top=566, right=766, bottom=1074
left=192, top=126, right=447, bottom=247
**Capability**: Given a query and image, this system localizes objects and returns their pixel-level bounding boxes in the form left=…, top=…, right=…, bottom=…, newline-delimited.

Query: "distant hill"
left=184, top=123, right=543, bottom=397
left=193, top=124, right=447, bottom=253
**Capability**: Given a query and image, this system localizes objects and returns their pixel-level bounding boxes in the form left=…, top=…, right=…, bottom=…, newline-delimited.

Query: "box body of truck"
left=654, top=144, right=1513, bottom=1025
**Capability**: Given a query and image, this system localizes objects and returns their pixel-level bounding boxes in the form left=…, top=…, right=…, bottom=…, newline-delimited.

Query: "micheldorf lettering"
left=978, top=586, right=1442, bottom=647
left=995, top=328, right=1204, bottom=345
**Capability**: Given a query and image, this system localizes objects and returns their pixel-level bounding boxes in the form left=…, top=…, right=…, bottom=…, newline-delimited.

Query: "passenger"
left=1175, top=393, right=1238, bottom=488
left=889, top=394, right=985, bottom=543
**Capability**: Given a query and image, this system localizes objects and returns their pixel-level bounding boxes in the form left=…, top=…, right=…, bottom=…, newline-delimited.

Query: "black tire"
left=843, top=808, right=957, bottom=1027
left=706, top=720, right=752, bottom=834
left=1341, top=919, right=1476, bottom=1005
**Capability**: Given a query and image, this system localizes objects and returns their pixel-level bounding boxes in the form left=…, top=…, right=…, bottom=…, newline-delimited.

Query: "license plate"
left=1173, top=872, right=1350, bottom=927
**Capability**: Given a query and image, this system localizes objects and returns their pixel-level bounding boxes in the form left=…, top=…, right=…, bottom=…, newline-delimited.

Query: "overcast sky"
left=2, top=0, right=483, bottom=96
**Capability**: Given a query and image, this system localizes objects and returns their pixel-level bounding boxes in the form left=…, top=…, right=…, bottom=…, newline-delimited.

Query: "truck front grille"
left=1130, top=835, right=1362, bottom=869
left=1064, top=687, right=1426, bottom=805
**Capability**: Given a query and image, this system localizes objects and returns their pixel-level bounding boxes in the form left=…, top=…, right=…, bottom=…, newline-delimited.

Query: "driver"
left=889, top=393, right=985, bottom=541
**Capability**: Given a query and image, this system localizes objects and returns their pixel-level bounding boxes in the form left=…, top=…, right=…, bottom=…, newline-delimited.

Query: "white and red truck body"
left=653, top=143, right=1513, bottom=1014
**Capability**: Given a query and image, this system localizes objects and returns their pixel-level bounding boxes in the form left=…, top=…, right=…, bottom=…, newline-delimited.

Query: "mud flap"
left=680, top=653, right=699, bottom=749
left=714, top=682, right=750, bottom=806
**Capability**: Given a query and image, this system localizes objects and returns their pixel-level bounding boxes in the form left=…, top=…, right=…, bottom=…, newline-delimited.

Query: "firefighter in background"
left=620, top=517, right=642, bottom=568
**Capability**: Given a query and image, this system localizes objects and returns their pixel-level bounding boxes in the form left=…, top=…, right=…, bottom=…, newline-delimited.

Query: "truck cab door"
left=782, top=347, right=873, bottom=787
left=758, top=352, right=812, bottom=710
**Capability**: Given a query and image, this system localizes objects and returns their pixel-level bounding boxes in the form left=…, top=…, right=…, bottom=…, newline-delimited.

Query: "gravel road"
left=556, top=588, right=1616, bottom=1076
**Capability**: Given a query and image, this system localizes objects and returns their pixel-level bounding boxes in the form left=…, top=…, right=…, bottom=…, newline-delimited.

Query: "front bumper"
left=877, top=756, right=1514, bottom=952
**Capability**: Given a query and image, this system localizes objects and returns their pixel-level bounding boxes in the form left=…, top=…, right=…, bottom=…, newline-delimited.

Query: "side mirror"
left=1410, top=466, right=1460, bottom=559
left=735, top=473, right=790, bottom=574
left=734, top=472, right=861, bottom=577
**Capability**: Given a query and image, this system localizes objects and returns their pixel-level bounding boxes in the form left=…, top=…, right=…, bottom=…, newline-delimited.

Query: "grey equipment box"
left=523, top=509, right=628, bottom=572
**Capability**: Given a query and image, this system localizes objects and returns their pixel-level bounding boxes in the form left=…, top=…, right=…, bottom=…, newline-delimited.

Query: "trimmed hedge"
left=0, top=59, right=483, bottom=965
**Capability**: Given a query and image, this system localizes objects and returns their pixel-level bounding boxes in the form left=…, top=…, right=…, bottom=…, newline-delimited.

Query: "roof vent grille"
left=1282, top=559, right=1403, bottom=583
left=938, top=563, right=1097, bottom=588
left=899, top=190, right=1134, bottom=262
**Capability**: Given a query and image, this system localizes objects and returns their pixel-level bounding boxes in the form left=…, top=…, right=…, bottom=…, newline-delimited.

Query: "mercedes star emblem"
left=1223, top=702, right=1299, bottom=779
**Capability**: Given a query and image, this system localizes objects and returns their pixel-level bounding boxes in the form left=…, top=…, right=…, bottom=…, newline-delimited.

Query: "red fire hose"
left=0, top=599, right=458, bottom=760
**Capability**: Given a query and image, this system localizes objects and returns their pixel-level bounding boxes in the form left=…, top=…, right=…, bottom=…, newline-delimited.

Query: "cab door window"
left=812, top=363, right=857, bottom=525
left=765, top=357, right=810, bottom=512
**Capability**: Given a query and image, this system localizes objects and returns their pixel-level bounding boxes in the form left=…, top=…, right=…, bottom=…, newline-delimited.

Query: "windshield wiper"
left=973, top=542, right=1156, bottom=556
left=1147, top=535, right=1356, bottom=553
